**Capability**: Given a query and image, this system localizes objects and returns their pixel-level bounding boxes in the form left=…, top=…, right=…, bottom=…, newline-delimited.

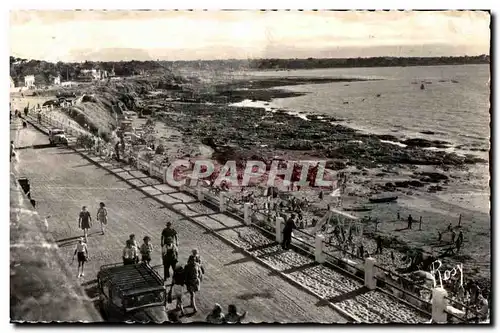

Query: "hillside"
left=11, top=55, right=490, bottom=86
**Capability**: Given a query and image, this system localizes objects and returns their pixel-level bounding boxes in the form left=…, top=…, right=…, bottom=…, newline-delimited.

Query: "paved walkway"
left=12, top=121, right=348, bottom=323
left=14, top=118, right=431, bottom=323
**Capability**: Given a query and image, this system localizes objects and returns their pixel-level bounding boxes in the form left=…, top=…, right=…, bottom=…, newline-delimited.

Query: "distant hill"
left=245, top=55, right=490, bottom=70
left=10, top=55, right=490, bottom=86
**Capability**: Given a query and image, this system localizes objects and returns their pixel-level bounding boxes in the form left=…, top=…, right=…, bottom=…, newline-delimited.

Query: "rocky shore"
left=133, top=76, right=490, bottom=289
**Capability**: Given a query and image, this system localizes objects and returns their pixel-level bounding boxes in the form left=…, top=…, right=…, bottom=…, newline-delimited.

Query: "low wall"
left=10, top=173, right=102, bottom=322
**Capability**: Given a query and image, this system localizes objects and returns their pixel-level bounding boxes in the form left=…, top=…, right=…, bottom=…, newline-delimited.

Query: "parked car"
left=48, top=128, right=69, bottom=145
left=97, top=263, right=168, bottom=323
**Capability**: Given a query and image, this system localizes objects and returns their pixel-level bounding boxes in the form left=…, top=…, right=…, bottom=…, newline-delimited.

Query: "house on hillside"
left=79, top=68, right=109, bottom=81
left=24, top=75, right=35, bottom=88
left=53, top=75, right=61, bottom=85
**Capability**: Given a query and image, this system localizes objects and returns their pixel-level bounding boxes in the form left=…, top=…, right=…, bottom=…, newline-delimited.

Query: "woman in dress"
left=72, top=237, right=89, bottom=278
left=78, top=206, right=92, bottom=241
left=96, top=202, right=108, bottom=235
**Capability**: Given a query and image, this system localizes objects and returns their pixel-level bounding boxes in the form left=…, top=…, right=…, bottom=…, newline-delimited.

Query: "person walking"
left=358, top=244, right=365, bottom=258
left=206, top=304, right=225, bottom=324
left=78, top=206, right=92, bottom=241
left=169, top=265, right=186, bottom=316
left=282, top=214, right=297, bottom=250
left=225, top=304, right=247, bottom=323
left=161, top=222, right=178, bottom=248
left=407, top=214, right=413, bottom=229
left=72, top=238, right=89, bottom=278
left=375, top=235, right=383, bottom=254
left=96, top=202, right=108, bottom=235
left=189, top=249, right=205, bottom=275
left=122, top=240, right=139, bottom=265
left=184, top=255, right=202, bottom=313
left=140, top=236, right=153, bottom=264
left=162, top=237, right=178, bottom=282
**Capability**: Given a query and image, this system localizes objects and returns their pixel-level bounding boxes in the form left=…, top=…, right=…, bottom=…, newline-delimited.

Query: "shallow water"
left=248, top=64, right=491, bottom=152
left=245, top=65, right=491, bottom=204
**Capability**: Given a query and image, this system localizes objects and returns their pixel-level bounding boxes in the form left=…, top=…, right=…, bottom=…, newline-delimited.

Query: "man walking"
left=407, top=214, right=413, bottom=229
left=162, top=237, right=178, bottom=283
left=161, top=222, right=178, bottom=247
left=282, top=214, right=297, bottom=250
left=375, top=235, right=383, bottom=254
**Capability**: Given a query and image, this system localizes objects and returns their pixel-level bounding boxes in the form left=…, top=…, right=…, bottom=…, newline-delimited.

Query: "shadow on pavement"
left=236, top=289, right=274, bottom=301
left=223, top=256, right=253, bottom=267
left=315, top=286, right=371, bottom=306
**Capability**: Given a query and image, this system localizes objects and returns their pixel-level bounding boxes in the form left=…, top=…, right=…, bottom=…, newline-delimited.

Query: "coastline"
left=148, top=77, right=490, bottom=287
left=11, top=72, right=490, bottom=289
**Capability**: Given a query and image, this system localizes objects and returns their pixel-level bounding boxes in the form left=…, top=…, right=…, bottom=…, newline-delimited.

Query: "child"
left=96, top=202, right=108, bottom=235
left=129, top=234, right=139, bottom=248
left=123, top=240, right=138, bottom=265
left=140, top=236, right=153, bottom=264
left=169, top=265, right=186, bottom=316
left=72, top=238, right=89, bottom=278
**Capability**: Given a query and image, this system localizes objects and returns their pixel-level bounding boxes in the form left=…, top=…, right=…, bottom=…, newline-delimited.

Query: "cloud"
left=10, top=10, right=490, bottom=61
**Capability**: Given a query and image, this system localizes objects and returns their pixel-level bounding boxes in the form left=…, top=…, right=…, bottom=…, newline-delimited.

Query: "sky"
left=10, top=10, right=491, bottom=62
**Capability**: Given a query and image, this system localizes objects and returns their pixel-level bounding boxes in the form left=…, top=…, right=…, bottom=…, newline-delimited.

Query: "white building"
left=80, top=69, right=104, bottom=81
left=10, top=76, right=15, bottom=88
left=24, top=75, right=35, bottom=88
left=53, top=75, right=61, bottom=85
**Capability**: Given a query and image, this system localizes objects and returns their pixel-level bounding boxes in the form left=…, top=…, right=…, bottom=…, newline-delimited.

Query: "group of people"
left=119, top=221, right=205, bottom=316
left=78, top=203, right=108, bottom=240
left=72, top=203, right=108, bottom=277
left=437, top=223, right=465, bottom=254
left=160, top=222, right=205, bottom=315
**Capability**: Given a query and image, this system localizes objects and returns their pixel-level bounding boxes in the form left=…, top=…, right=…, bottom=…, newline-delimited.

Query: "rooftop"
left=98, top=263, right=164, bottom=295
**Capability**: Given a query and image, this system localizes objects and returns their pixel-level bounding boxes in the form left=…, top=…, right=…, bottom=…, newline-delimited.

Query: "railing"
left=29, top=112, right=487, bottom=323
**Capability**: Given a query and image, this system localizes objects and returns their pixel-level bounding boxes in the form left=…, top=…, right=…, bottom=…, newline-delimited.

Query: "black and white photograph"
left=9, top=9, right=491, bottom=324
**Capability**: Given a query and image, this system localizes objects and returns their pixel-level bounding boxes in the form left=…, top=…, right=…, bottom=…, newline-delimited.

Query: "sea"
left=236, top=64, right=491, bottom=214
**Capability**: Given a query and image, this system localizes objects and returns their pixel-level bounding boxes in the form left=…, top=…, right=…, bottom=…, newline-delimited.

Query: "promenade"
left=11, top=117, right=430, bottom=323
left=11, top=120, right=348, bottom=323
